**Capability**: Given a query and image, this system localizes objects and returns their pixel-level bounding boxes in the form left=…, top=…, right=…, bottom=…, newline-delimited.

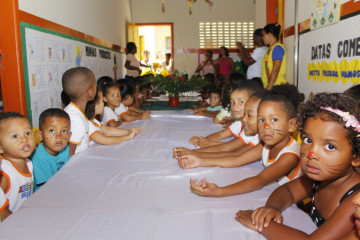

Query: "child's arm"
left=101, top=125, right=141, bottom=136
left=178, top=142, right=263, bottom=169
left=0, top=175, right=12, bottom=220
left=189, top=152, right=299, bottom=197
left=90, top=129, right=137, bottom=145
left=107, top=120, right=125, bottom=128
left=68, top=143, right=77, bottom=156
left=194, top=110, right=219, bottom=118
left=120, top=111, right=150, bottom=122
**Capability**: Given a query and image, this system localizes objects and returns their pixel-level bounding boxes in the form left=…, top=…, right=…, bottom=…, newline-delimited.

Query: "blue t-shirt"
left=207, top=105, right=223, bottom=112
left=31, top=143, right=70, bottom=191
left=272, top=45, right=285, bottom=60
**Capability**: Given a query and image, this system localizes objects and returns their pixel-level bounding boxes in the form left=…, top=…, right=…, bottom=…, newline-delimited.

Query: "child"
left=188, top=81, right=259, bottom=148
left=189, top=88, right=222, bottom=117
left=236, top=92, right=360, bottom=239
left=32, top=108, right=71, bottom=191
left=187, top=94, right=301, bottom=198
left=62, top=67, right=96, bottom=156
left=0, top=112, right=35, bottom=214
left=102, top=81, right=126, bottom=127
left=115, top=81, right=150, bottom=122
left=352, top=192, right=360, bottom=236
left=86, top=87, right=142, bottom=145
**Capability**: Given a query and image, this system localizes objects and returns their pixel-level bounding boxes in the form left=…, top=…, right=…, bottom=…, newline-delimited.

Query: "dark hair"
left=62, top=67, right=94, bottom=100
left=205, top=50, right=213, bottom=58
left=250, top=77, right=264, bottom=89
left=228, top=72, right=247, bottom=86
left=210, top=87, right=221, bottom=97
left=97, top=76, right=114, bottom=93
left=85, top=87, right=102, bottom=120
left=298, top=92, right=360, bottom=156
left=263, top=23, right=282, bottom=40
left=222, top=80, right=263, bottom=109
left=120, top=81, right=134, bottom=100
left=219, top=46, right=229, bottom=57
left=254, top=28, right=263, bottom=37
left=165, top=53, right=171, bottom=58
left=271, top=83, right=304, bottom=111
left=204, top=73, right=216, bottom=87
left=0, top=112, right=27, bottom=125
left=61, top=90, right=71, bottom=107
left=260, top=94, right=297, bottom=119
left=344, top=84, right=360, bottom=106
left=39, top=108, right=70, bottom=130
left=126, top=42, right=136, bottom=54
left=102, top=81, right=120, bottom=96
left=251, top=89, right=273, bottom=101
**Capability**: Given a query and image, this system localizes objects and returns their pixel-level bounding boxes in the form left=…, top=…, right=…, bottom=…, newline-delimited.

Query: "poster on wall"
left=22, top=25, right=125, bottom=128
left=298, top=14, right=360, bottom=98
left=310, top=0, right=341, bottom=30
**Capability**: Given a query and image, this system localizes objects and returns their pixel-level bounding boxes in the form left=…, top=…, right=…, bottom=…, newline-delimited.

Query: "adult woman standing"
left=217, top=46, right=234, bottom=78
left=261, top=23, right=287, bottom=90
left=195, top=50, right=219, bottom=76
left=124, top=42, right=150, bottom=79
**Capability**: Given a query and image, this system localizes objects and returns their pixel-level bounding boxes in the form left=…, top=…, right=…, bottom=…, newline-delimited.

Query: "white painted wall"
left=255, top=0, right=267, bottom=29
left=131, top=0, right=256, bottom=75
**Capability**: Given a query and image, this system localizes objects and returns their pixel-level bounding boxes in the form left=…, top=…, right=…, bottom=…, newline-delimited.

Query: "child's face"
left=0, top=118, right=35, bottom=161
left=209, top=93, right=221, bottom=107
left=95, top=91, right=105, bottom=115
left=241, top=96, right=260, bottom=136
left=300, top=116, right=357, bottom=182
left=122, top=95, right=134, bottom=107
left=230, top=90, right=249, bottom=119
left=37, top=117, right=71, bottom=156
left=352, top=192, right=360, bottom=233
left=104, top=87, right=121, bottom=109
left=202, top=92, right=210, bottom=100
left=257, top=101, right=295, bottom=147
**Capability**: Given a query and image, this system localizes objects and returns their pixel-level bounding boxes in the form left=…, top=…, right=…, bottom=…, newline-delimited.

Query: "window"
left=199, top=21, right=255, bottom=49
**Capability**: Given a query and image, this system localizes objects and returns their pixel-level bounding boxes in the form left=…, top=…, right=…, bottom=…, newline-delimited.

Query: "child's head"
left=97, top=76, right=114, bottom=94
left=37, top=109, right=71, bottom=156
left=271, top=83, right=305, bottom=112
left=0, top=112, right=35, bottom=160
left=62, top=67, right=96, bottom=103
left=242, top=90, right=272, bottom=136
left=204, top=73, right=216, bottom=87
left=85, top=88, right=104, bottom=120
left=119, top=82, right=135, bottom=107
left=102, top=82, right=121, bottom=109
left=344, top=84, right=360, bottom=106
left=209, top=88, right=221, bottom=107
left=126, top=42, right=137, bottom=54
left=228, top=72, right=247, bottom=86
left=200, top=86, right=211, bottom=100
left=298, top=93, right=360, bottom=181
left=257, top=94, right=297, bottom=147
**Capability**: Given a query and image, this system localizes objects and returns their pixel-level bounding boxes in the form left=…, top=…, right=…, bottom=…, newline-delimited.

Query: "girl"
left=352, top=192, right=360, bottom=236
left=236, top=93, right=360, bottom=240
left=195, top=50, right=219, bottom=76
left=101, top=82, right=125, bottom=127
left=189, top=88, right=222, bottom=118
left=86, top=88, right=141, bottom=146
left=115, top=82, right=150, bottom=122
left=187, top=94, right=301, bottom=198
left=261, top=23, right=287, bottom=90
left=124, top=42, right=150, bottom=79
left=217, top=46, right=234, bottom=78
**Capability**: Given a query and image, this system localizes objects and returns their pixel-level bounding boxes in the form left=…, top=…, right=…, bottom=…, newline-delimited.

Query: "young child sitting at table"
left=0, top=112, right=35, bottom=215
left=236, top=92, right=360, bottom=239
left=115, top=81, right=151, bottom=122
left=186, top=93, right=302, bottom=198
left=102, top=81, right=127, bottom=127
left=188, top=88, right=222, bottom=117
left=32, top=109, right=71, bottom=191
left=62, top=67, right=96, bottom=155
left=86, top=87, right=142, bottom=145
left=188, top=81, right=260, bottom=148
left=0, top=159, right=10, bottom=221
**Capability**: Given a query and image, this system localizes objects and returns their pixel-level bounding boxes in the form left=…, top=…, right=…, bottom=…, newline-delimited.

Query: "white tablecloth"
left=0, top=111, right=316, bottom=240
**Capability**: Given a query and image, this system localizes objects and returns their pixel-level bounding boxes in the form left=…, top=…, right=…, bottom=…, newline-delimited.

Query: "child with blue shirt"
left=189, top=88, right=222, bottom=118
left=32, top=108, right=71, bottom=191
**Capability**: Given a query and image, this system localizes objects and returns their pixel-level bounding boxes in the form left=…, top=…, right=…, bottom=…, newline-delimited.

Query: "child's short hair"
left=298, top=92, right=360, bottom=156
left=39, top=108, right=70, bottom=130
left=0, top=112, right=27, bottom=124
left=119, top=82, right=134, bottom=100
left=251, top=89, right=273, bottom=101
left=204, top=73, right=216, bottom=87
left=271, top=83, right=305, bottom=111
left=228, top=72, right=247, bottom=86
left=222, top=80, right=263, bottom=109
left=62, top=67, right=94, bottom=100
left=209, top=87, right=221, bottom=97
left=250, top=77, right=264, bottom=89
left=260, top=94, right=297, bottom=119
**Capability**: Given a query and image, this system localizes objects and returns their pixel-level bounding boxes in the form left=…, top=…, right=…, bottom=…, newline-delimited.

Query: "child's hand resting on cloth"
left=178, top=155, right=201, bottom=169
left=190, top=178, right=222, bottom=197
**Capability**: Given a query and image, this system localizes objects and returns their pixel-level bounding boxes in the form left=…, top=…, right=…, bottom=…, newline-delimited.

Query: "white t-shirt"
left=247, top=46, right=267, bottom=79
left=115, top=103, right=129, bottom=116
left=102, top=106, right=118, bottom=125
left=0, top=158, right=33, bottom=213
left=126, top=54, right=140, bottom=77
left=64, top=102, right=89, bottom=154
left=162, top=60, right=172, bottom=72
left=262, top=137, right=302, bottom=185
left=0, top=188, right=8, bottom=214
left=239, top=131, right=259, bottom=147
left=228, top=121, right=243, bottom=137
left=89, top=119, right=102, bottom=146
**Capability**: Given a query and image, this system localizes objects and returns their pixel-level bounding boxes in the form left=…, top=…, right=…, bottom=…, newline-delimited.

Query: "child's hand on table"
left=141, top=111, right=151, bottom=120
left=235, top=210, right=258, bottom=231
left=250, top=206, right=283, bottom=232
left=173, top=147, right=192, bottom=159
left=178, top=154, right=201, bottom=169
left=189, top=136, right=201, bottom=146
left=129, top=127, right=142, bottom=135
left=190, top=178, right=222, bottom=197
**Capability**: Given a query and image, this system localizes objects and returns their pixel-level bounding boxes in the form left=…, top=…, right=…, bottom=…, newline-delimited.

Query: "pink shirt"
left=218, top=58, right=232, bottom=77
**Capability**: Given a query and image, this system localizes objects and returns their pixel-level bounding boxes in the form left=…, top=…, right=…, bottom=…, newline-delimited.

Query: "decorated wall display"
left=310, top=0, right=341, bottom=30
left=20, top=23, right=125, bottom=128
left=298, top=14, right=360, bottom=98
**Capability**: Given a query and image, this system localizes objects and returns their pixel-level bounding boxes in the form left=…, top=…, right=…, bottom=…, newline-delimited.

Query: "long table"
left=0, top=111, right=316, bottom=239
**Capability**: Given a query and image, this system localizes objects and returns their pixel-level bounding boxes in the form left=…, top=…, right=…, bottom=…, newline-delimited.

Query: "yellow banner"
left=307, top=59, right=360, bottom=84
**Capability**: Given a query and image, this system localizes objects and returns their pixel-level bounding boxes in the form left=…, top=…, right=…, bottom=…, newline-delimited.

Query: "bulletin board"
left=20, top=22, right=125, bottom=128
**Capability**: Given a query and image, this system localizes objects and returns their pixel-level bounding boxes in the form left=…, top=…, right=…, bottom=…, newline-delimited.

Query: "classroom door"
left=127, top=22, right=140, bottom=59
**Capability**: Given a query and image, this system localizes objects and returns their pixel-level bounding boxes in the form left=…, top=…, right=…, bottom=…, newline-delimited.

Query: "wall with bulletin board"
left=20, top=22, right=125, bottom=128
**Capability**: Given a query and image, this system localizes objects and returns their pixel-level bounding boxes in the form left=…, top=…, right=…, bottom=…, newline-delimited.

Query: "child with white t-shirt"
left=62, top=67, right=97, bottom=156
left=86, top=88, right=141, bottom=146
left=0, top=112, right=35, bottom=218
left=102, top=81, right=127, bottom=127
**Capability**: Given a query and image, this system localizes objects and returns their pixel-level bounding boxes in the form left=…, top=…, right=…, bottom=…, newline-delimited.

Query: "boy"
left=62, top=67, right=96, bottom=155
left=0, top=112, right=35, bottom=216
left=32, top=108, right=71, bottom=191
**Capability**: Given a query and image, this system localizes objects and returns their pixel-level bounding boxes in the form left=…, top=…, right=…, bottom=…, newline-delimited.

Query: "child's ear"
left=288, top=118, right=298, bottom=133
left=35, top=130, right=44, bottom=142
left=352, top=155, right=360, bottom=168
